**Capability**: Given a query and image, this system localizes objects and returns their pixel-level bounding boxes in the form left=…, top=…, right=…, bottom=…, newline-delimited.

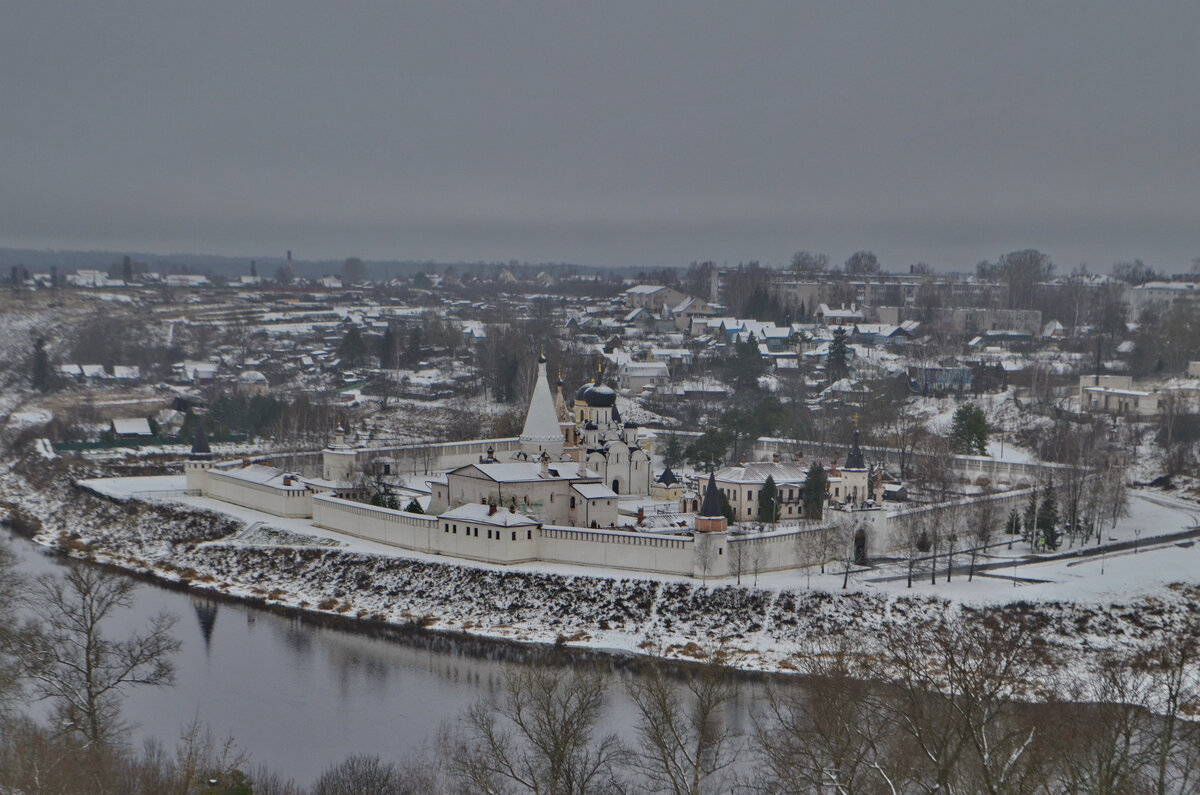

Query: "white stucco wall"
left=205, top=470, right=313, bottom=518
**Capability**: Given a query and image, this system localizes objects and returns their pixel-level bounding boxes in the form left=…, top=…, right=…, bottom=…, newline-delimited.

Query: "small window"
left=511, top=531, right=516, bottom=541
left=444, top=523, right=449, bottom=533
left=527, top=530, right=532, bottom=540
left=487, top=529, right=492, bottom=539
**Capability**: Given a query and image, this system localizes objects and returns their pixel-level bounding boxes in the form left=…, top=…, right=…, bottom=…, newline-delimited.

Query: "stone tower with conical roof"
left=695, top=472, right=728, bottom=534
left=692, top=471, right=728, bottom=579
left=184, top=424, right=217, bottom=492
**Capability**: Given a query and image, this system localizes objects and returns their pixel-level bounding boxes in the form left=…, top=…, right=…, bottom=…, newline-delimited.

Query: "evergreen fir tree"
left=718, top=491, right=735, bottom=524
left=826, top=327, right=850, bottom=383
left=1038, top=477, right=1060, bottom=550
left=661, top=434, right=686, bottom=469
left=949, top=402, right=989, bottom=454
left=758, top=475, right=780, bottom=523
left=30, top=336, right=51, bottom=392
left=802, top=462, right=828, bottom=520
left=338, top=326, right=367, bottom=368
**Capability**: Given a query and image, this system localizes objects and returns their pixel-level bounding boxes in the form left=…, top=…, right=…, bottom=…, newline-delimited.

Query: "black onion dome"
left=584, top=383, right=617, bottom=407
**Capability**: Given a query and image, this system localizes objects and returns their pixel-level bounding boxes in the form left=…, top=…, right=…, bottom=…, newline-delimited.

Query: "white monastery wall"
left=205, top=470, right=314, bottom=518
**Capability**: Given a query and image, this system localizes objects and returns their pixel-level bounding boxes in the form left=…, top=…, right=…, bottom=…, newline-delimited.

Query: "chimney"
left=509, top=503, right=516, bottom=513
left=283, top=475, right=292, bottom=486
left=489, top=503, right=497, bottom=516
left=242, top=458, right=250, bottom=467
left=637, top=506, right=645, bottom=524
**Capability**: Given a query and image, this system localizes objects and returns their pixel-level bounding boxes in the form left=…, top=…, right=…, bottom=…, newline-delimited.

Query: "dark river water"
left=5, top=531, right=763, bottom=787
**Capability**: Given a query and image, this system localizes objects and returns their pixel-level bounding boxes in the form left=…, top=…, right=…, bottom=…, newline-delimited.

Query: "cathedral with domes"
left=517, top=354, right=653, bottom=496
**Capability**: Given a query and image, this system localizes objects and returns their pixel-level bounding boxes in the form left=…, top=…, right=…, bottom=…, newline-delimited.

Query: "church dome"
left=583, top=383, right=616, bottom=407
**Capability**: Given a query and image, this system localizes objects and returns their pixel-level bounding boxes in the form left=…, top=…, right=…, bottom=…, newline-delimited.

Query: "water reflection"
left=191, top=597, right=218, bottom=650
left=3, top=531, right=762, bottom=786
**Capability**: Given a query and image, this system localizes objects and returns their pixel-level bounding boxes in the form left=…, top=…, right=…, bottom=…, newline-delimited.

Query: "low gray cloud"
left=3, top=2, right=1198, bottom=271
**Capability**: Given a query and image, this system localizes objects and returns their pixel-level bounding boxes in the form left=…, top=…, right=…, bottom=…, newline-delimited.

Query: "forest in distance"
left=0, top=533, right=1197, bottom=794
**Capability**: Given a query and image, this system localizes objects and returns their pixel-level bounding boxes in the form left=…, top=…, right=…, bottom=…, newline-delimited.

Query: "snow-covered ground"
left=80, top=475, right=1200, bottom=608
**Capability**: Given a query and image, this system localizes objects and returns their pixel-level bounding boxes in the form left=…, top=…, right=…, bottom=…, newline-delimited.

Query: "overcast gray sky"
left=3, top=2, right=1198, bottom=272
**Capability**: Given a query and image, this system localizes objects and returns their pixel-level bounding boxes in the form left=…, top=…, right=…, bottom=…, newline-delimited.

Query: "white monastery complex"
left=181, top=355, right=1068, bottom=579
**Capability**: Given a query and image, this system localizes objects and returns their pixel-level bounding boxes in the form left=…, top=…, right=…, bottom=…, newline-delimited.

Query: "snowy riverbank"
left=1, top=458, right=1197, bottom=675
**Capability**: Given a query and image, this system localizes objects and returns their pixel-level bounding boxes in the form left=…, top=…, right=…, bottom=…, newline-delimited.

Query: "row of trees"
left=440, top=610, right=1200, bottom=794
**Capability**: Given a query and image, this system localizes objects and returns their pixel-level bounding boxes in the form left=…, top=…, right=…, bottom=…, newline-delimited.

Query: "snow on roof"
left=821, top=378, right=868, bottom=395
left=620, top=361, right=669, bottom=375
left=58, top=364, right=83, bottom=376
left=625, top=284, right=667, bottom=295
left=111, top=417, right=153, bottom=436
left=466, top=461, right=593, bottom=482
left=1133, top=281, right=1200, bottom=291
left=211, top=464, right=303, bottom=488
left=81, top=364, right=106, bottom=378
left=571, top=483, right=618, bottom=500
left=715, top=461, right=811, bottom=486
left=441, top=503, right=539, bottom=526
left=111, top=365, right=140, bottom=380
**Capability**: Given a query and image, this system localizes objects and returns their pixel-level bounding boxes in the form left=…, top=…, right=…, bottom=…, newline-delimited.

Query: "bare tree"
left=1099, top=462, right=1130, bottom=544
left=727, top=532, right=748, bottom=585
left=1050, top=653, right=1158, bottom=793
left=833, top=515, right=861, bottom=590
left=750, top=541, right=767, bottom=587
left=968, top=490, right=999, bottom=582
left=0, top=537, right=24, bottom=720
left=755, top=634, right=907, bottom=794
left=1133, top=627, right=1200, bottom=795
left=875, top=610, right=1055, bottom=793
left=314, top=753, right=437, bottom=795
left=626, top=651, right=739, bottom=795
left=17, top=564, right=180, bottom=749
left=893, top=511, right=930, bottom=589
left=442, top=662, right=627, bottom=794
